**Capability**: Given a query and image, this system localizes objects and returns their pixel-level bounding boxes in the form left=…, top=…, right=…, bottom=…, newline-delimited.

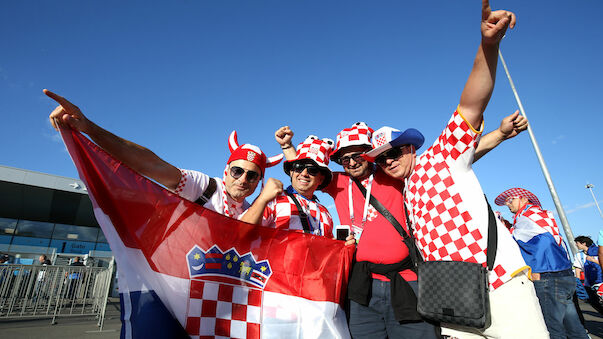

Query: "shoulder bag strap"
left=352, top=178, right=423, bottom=267
left=194, top=178, right=217, bottom=206
left=352, top=178, right=409, bottom=239
left=285, top=192, right=312, bottom=234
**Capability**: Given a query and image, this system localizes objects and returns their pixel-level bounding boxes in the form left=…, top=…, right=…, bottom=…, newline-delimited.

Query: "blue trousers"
left=349, top=279, right=438, bottom=339
left=533, top=274, right=589, bottom=339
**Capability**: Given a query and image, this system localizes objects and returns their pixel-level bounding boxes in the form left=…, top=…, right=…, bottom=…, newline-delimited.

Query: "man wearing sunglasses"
left=242, top=136, right=354, bottom=243
left=45, top=89, right=282, bottom=338
left=361, top=2, right=553, bottom=331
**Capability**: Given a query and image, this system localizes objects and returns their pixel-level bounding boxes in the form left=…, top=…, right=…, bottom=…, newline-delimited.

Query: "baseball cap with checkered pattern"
left=495, top=187, right=541, bottom=207
left=283, top=135, right=334, bottom=189
left=330, top=122, right=374, bottom=161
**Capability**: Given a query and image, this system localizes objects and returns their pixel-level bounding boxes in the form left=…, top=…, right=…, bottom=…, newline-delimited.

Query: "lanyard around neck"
left=348, top=174, right=374, bottom=227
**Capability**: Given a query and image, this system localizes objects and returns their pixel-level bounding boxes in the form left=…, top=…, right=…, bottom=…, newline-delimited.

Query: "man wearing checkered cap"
left=45, top=90, right=282, bottom=338
left=242, top=136, right=355, bottom=245
left=495, top=188, right=589, bottom=339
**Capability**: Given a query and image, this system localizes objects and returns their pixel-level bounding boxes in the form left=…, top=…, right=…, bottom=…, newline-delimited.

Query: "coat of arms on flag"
left=186, top=245, right=272, bottom=338
left=58, top=126, right=354, bottom=339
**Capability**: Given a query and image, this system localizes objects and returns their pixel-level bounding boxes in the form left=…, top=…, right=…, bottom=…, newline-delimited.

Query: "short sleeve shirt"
left=173, top=169, right=249, bottom=218
left=258, top=186, right=333, bottom=237
left=405, top=110, right=528, bottom=290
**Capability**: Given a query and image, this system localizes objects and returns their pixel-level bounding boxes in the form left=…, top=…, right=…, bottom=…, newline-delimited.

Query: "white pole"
left=586, top=184, right=603, bottom=220
left=498, top=50, right=578, bottom=258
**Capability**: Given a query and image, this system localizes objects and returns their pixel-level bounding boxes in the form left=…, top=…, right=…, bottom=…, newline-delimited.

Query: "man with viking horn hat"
left=45, top=89, right=283, bottom=218
left=45, top=89, right=283, bottom=338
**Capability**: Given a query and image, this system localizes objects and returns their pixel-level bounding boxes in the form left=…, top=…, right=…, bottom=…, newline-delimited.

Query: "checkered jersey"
left=174, top=169, right=249, bottom=218
left=260, top=191, right=333, bottom=237
left=406, top=110, right=528, bottom=290
left=518, top=205, right=563, bottom=246
left=186, top=280, right=261, bottom=339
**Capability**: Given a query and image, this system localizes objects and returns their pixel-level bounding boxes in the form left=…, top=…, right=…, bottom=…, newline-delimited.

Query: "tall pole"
left=498, top=50, right=578, bottom=258
left=586, top=184, right=603, bottom=220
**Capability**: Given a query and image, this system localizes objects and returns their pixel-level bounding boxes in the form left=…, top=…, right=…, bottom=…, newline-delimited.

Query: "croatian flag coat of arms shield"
left=59, top=126, right=354, bottom=339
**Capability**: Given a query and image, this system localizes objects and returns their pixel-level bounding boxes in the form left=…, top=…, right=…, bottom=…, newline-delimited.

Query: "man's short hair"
left=575, top=235, right=593, bottom=247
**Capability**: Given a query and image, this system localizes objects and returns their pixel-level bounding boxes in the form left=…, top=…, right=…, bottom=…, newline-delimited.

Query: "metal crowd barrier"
left=0, top=259, right=114, bottom=329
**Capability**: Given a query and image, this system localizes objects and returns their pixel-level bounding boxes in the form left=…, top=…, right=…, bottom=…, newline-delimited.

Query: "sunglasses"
left=229, top=166, right=261, bottom=183
left=338, top=152, right=365, bottom=167
left=375, top=146, right=407, bottom=166
left=291, top=162, right=322, bottom=176
left=505, top=197, right=519, bottom=205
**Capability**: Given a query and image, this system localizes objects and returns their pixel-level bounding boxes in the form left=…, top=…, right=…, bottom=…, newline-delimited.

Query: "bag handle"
left=286, top=192, right=312, bottom=234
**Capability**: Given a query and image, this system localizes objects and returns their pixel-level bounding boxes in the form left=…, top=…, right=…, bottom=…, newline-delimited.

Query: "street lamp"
left=585, top=184, right=603, bottom=220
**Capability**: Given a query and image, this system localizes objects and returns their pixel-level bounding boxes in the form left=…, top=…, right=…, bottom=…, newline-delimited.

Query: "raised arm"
left=458, top=0, right=516, bottom=128
left=240, top=178, right=283, bottom=225
left=275, top=126, right=297, bottom=160
left=45, top=89, right=182, bottom=190
left=474, top=110, right=527, bottom=162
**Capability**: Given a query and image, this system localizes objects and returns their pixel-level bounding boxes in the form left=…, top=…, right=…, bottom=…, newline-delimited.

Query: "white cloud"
left=551, top=134, right=566, bottom=145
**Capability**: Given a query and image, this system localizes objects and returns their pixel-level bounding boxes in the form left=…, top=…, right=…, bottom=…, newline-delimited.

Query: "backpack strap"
left=194, top=178, right=217, bottom=206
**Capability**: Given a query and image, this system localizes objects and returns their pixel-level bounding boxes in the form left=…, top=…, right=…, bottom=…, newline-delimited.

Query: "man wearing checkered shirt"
left=495, top=188, right=589, bottom=339
left=362, top=1, right=552, bottom=337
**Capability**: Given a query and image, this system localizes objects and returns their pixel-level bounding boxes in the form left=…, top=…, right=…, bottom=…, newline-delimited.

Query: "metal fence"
left=0, top=259, right=114, bottom=328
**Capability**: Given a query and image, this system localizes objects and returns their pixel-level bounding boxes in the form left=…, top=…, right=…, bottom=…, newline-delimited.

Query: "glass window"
left=52, top=224, right=98, bottom=242
left=15, top=220, right=54, bottom=238
left=95, top=243, right=112, bottom=252
left=49, top=239, right=96, bottom=254
left=11, top=236, right=51, bottom=247
left=0, top=218, right=17, bottom=235
left=97, top=230, right=108, bottom=243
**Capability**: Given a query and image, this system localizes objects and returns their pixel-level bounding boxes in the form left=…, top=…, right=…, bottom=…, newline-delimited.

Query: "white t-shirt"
left=173, top=169, right=249, bottom=218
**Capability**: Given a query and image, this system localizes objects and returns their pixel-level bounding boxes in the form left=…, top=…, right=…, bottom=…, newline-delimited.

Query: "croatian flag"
left=59, top=126, right=354, bottom=339
left=512, top=206, right=571, bottom=273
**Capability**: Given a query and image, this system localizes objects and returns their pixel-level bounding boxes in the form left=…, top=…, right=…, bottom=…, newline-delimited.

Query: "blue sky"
left=2, top=1, right=602, bottom=244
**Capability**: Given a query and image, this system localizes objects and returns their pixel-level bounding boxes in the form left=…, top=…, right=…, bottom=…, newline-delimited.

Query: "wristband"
left=281, top=145, right=293, bottom=150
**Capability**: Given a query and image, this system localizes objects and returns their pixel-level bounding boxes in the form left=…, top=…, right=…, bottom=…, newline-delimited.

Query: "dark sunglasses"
left=338, top=152, right=365, bottom=167
left=375, top=146, right=407, bottom=166
left=229, top=166, right=261, bottom=183
left=291, top=162, right=321, bottom=176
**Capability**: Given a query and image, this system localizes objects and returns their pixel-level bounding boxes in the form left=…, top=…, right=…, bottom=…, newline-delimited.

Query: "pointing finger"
left=43, top=89, right=75, bottom=110
left=482, top=0, right=491, bottom=20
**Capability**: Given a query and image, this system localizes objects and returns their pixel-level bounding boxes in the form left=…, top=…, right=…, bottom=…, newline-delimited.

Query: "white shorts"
left=441, top=271, right=549, bottom=339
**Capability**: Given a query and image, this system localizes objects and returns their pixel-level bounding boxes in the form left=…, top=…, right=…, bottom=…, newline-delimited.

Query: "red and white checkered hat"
left=284, top=135, right=334, bottom=189
left=364, top=126, right=425, bottom=162
left=227, top=131, right=283, bottom=177
left=495, top=187, right=542, bottom=207
left=330, top=122, right=374, bottom=161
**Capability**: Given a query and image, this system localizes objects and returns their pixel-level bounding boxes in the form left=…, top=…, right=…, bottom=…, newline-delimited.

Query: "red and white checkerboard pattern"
left=261, top=193, right=334, bottom=237
left=522, top=206, right=563, bottom=246
left=406, top=111, right=512, bottom=290
left=293, top=136, right=334, bottom=169
left=174, top=170, right=189, bottom=195
left=332, top=122, right=373, bottom=157
left=494, top=187, right=542, bottom=207
left=186, top=280, right=262, bottom=339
